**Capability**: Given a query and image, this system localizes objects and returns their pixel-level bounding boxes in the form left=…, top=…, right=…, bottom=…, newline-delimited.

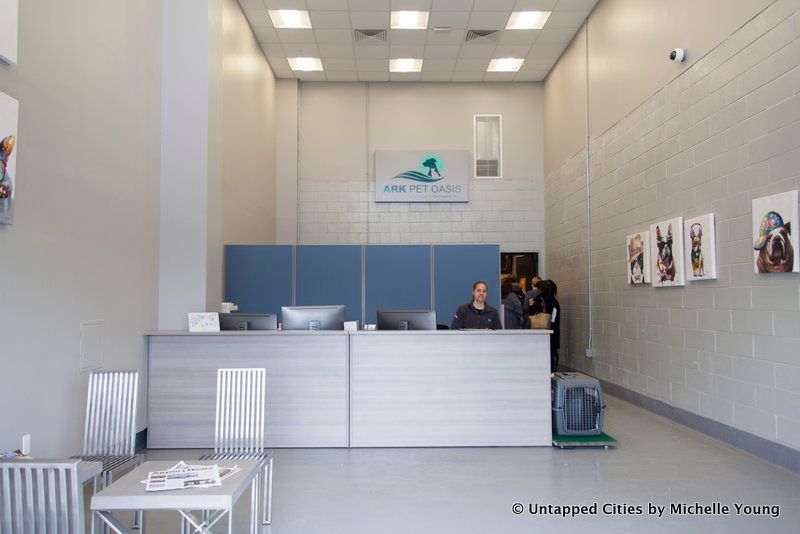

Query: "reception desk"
left=147, top=330, right=551, bottom=448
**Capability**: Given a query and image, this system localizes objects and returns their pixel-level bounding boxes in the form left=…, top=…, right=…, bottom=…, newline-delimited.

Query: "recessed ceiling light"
left=288, top=57, right=323, bottom=71
left=390, top=58, right=423, bottom=72
left=487, top=58, right=524, bottom=72
left=268, top=10, right=312, bottom=29
left=506, top=11, right=551, bottom=30
left=391, top=11, right=429, bottom=30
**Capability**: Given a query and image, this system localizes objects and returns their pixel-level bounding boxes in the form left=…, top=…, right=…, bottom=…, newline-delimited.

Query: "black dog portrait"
left=655, top=224, right=676, bottom=283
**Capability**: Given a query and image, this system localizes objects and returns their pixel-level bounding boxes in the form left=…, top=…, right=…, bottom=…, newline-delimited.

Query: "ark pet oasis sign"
left=375, top=150, right=469, bottom=202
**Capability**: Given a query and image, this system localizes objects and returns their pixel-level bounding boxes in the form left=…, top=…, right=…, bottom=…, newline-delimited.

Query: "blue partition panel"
left=434, top=244, right=501, bottom=327
left=296, top=245, right=363, bottom=323
left=225, top=245, right=293, bottom=316
left=365, top=245, right=431, bottom=325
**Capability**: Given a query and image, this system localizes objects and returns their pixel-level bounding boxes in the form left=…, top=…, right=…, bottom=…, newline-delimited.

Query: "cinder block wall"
left=546, top=0, right=800, bottom=449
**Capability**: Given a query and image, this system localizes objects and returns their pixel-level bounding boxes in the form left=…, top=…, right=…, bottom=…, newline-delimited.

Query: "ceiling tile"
left=497, top=29, right=539, bottom=45
left=544, top=10, right=589, bottom=29
left=390, top=44, right=426, bottom=57
left=484, top=72, right=516, bottom=81
left=421, top=71, right=453, bottom=81
left=389, top=72, right=422, bottom=81
left=325, top=71, right=360, bottom=81
left=451, top=71, right=484, bottom=82
left=322, top=57, right=357, bottom=69
left=260, top=43, right=285, bottom=56
left=271, top=69, right=295, bottom=78
left=318, top=44, right=356, bottom=57
left=244, top=9, right=273, bottom=28
left=431, top=0, right=473, bottom=11
left=520, top=56, right=556, bottom=70
left=426, top=28, right=466, bottom=44
left=467, top=11, right=512, bottom=29
left=421, top=58, right=456, bottom=70
left=276, top=28, right=317, bottom=44
left=295, top=71, right=327, bottom=81
left=262, top=0, right=307, bottom=8
left=349, top=0, right=390, bottom=11
left=424, top=45, right=461, bottom=58
left=254, top=27, right=281, bottom=43
left=239, top=0, right=266, bottom=10
left=388, top=29, right=428, bottom=45
left=282, top=43, right=321, bottom=56
left=513, top=0, right=557, bottom=10
left=514, top=69, right=548, bottom=81
left=455, top=58, right=490, bottom=70
left=390, top=0, right=432, bottom=10
left=350, top=11, right=390, bottom=28
left=493, top=44, right=531, bottom=57
left=357, top=58, right=390, bottom=70
left=555, top=0, right=598, bottom=11
left=458, top=42, right=496, bottom=58
left=526, top=43, right=565, bottom=57
left=358, top=71, right=390, bottom=81
left=314, top=28, right=354, bottom=44
left=266, top=57, right=291, bottom=70
left=309, top=11, right=352, bottom=29
left=306, top=0, right=349, bottom=9
left=535, top=28, right=576, bottom=44
left=354, top=44, right=389, bottom=58
left=473, top=0, right=516, bottom=11
left=428, top=11, right=469, bottom=27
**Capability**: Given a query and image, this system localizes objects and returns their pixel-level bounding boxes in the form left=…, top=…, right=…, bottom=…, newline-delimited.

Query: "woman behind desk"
left=450, top=280, right=501, bottom=330
left=531, top=279, right=561, bottom=372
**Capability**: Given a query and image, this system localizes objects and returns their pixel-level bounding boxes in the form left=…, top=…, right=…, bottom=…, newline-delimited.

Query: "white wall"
left=0, top=0, right=161, bottom=456
left=223, top=0, right=277, bottom=245
left=291, top=82, right=545, bottom=254
left=545, top=0, right=800, bottom=451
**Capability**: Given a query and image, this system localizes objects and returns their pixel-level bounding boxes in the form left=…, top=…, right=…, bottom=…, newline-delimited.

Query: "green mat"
left=552, top=432, right=617, bottom=448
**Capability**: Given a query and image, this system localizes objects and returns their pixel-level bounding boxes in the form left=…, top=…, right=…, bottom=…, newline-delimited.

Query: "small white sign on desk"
left=188, top=312, right=220, bottom=332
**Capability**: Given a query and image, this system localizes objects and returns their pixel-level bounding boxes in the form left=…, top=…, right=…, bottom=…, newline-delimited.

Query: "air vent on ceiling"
left=465, top=29, right=500, bottom=43
left=354, top=29, right=387, bottom=43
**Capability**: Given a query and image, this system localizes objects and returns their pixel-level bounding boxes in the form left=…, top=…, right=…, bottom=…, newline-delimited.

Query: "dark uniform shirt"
left=450, top=302, right=501, bottom=330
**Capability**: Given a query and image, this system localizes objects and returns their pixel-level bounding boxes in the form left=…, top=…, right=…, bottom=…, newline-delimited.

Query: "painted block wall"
left=293, top=82, right=546, bottom=256
left=545, top=0, right=800, bottom=451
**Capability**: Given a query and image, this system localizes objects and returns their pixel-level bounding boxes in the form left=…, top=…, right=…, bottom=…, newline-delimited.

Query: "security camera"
left=669, top=48, right=686, bottom=62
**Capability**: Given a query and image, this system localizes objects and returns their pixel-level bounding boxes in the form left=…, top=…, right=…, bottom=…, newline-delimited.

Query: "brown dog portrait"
left=756, top=222, right=794, bottom=273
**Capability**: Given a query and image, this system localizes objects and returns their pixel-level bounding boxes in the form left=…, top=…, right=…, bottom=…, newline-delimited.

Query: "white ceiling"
left=238, top=0, right=598, bottom=82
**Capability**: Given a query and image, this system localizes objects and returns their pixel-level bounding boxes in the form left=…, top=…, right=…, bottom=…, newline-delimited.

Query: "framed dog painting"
left=684, top=214, right=717, bottom=281
left=752, top=190, right=799, bottom=273
left=0, top=90, right=18, bottom=225
left=626, top=231, right=651, bottom=284
left=650, top=217, right=685, bottom=287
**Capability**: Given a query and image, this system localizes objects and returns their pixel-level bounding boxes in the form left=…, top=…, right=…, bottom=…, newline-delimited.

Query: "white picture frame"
left=684, top=213, right=718, bottom=281
left=650, top=217, right=685, bottom=287
left=0, top=0, right=18, bottom=65
left=188, top=312, right=220, bottom=333
left=0, top=90, right=19, bottom=225
left=626, top=231, right=651, bottom=284
left=752, top=190, right=799, bottom=273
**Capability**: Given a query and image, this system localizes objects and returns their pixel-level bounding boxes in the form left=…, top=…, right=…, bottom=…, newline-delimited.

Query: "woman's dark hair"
left=472, top=280, right=488, bottom=291
left=538, top=279, right=555, bottom=296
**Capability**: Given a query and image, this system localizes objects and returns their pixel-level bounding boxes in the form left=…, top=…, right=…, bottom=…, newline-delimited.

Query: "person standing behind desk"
left=451, top=280, right=501, bottom=330
left=501, top=278, right=524, bottom=329
left=522, top=276, right=542, bottom=317
left=531, top=279, right=561, bottom=372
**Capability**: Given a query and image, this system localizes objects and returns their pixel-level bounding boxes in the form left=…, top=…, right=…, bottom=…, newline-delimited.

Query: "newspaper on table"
left=144, top=461, right=241, bottom=492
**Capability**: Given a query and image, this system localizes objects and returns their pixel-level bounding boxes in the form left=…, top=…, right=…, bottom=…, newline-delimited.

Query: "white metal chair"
left=72, top=370, right=143, bottom=532
left=199, top=368, right=274, bottom=526
left=0, top=458, right=85, bottom=533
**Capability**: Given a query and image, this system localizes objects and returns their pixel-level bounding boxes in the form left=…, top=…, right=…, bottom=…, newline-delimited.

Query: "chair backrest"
left=0, top=459, right=84, bottom=534
left=83, top=370, right=139, bottom=456
left=214, top=368, right=266, bottom=454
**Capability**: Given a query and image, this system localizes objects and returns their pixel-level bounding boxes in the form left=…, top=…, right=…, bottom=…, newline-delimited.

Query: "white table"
left=91, top=460, right=260, bottom=534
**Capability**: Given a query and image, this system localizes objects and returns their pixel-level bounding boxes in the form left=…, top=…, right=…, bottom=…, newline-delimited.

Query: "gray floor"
left=99, top=395, right=800, bottom=533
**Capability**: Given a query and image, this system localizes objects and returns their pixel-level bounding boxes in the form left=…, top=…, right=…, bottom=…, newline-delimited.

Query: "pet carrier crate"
left=551, top=372, right=607, bottom=436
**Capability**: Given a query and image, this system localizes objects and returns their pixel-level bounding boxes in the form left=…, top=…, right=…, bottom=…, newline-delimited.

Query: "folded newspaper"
left=144, top=461, right=241, bottom=492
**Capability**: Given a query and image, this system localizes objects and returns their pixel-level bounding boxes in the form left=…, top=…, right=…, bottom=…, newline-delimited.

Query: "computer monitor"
left=376, top=309, right=437, bottom=331
left=219, top=313, right=277, bottom=331
left=281, top=305, right=345, bottom=331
